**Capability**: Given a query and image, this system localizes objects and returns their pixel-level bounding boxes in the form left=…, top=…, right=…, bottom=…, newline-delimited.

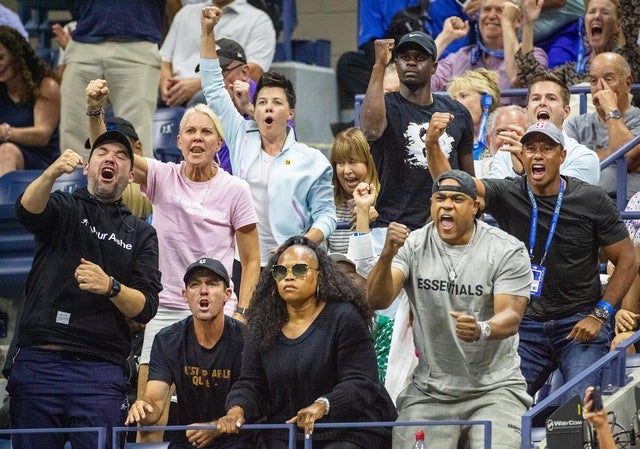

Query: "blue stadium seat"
left=0, top=170, right=43, bottom=204
left=0, top=168, right=87, bottom=299
left=153, top=107, right=185, bottom=163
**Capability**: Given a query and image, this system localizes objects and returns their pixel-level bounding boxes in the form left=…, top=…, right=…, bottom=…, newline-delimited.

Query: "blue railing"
left=600, top=133, right=640, bottom=212
left=113, top=419, right=492, bottom=449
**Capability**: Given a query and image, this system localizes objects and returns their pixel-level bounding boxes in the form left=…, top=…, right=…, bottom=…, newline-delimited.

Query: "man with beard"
left=7, top=131, right=162, bottom=449
left=126, top=258, right=252, bottom=449
left=367, top=170, right=532, bottom=449
left=424, top=118, right=636, bottom=402
left=360, top=31, right=474, bottom=252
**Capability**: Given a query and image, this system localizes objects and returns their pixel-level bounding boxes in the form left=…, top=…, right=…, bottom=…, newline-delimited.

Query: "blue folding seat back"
left=0, top=170, right=42, bottom=205
left=0, top=167, right=86, bottom=299
left=51, top=167, right=87, bottom=194
left=153, top=107, right=186, bottom=163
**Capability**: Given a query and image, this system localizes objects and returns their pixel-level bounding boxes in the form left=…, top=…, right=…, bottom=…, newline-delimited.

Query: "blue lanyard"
left=576, top=16, right=586, bottom=75
left=526, top=178, right=565, bottom=266
left=470, top=23, right=505, bottom=64
left=473, top=94, right=493, bottom=159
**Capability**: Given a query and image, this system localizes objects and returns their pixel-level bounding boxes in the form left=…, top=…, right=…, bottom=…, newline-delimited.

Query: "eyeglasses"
left=221, top=63, right=244, bottom=76
left=271, top=263, right=319, bottom=281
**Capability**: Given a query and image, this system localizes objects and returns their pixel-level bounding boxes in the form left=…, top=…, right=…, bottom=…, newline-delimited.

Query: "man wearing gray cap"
left=127, top=257, right=252, bottom=449
left=368, top=169, right=532, bottom=449
left=360, top=30, right=475, bottom=253
left=425, top=119, right=636, bottom=404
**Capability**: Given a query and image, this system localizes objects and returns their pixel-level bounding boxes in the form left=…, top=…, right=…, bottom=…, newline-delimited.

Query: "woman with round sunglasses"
left=217, top=236, right=397, bottom=449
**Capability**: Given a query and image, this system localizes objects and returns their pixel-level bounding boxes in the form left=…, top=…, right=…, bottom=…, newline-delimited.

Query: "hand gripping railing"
left=114, top=419, right=492, bottom=449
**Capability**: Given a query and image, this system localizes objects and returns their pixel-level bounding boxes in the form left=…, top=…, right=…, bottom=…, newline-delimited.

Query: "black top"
left=370, top=92, right=474, bottom=230
left=226, top=301, right=397, bottom=449
left=483, top=176, right=629, bottom=320
left=150, top=315, right=249, bottom=449
left=15, top=187, right=162, bottom=366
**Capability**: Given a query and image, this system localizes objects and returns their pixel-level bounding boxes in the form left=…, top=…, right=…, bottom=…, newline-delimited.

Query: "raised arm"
left=591, top=79, right=640, bottom=169
left=86, top=79, right=149, bottom=186
left=366, top=222, right=409, bottom=310
left=20, top=150, right=83, bottom=214
left=424, top=113, right=487, bottom=202
left=434, top=17, right=470, bottom=60
left=359, top=39, right=394, bottom=141
left=501, top=2, right=523, bottom=87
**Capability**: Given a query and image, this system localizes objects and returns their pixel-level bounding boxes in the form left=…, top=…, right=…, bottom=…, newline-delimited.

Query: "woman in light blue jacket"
left=199, top=6, right=336, bottom=267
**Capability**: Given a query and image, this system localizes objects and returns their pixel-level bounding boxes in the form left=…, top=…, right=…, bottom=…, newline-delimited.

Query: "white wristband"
left=478, top=321, right=491, bottom=341
left=315, top=396, right=330, bottom=416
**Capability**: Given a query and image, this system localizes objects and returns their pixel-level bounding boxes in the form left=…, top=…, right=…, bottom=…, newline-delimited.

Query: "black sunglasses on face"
left=271, top=263, right=319, bottom=281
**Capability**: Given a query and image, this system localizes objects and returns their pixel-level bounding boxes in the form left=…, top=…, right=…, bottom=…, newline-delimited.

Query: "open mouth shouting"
left=536, top=110, right=550, bottom=121
left=439, top=214, right=455, bottom=231
left=198, top=297, right=210, bottom=311
left=100, top=165, right=116, bottom=181
left=530, top=163, right=546, bottom=180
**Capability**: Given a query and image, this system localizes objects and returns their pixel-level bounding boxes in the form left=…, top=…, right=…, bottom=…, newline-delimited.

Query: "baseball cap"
left=90, top=130, right=134, bottom=163
left=195, top=38, right=247, bottom=72
left=85, top=117, right=139, bottom=150
left=521, top=121, right=565, bottom=147
left=432, top=169, right=477, bottom=200
left=329, top=253, right=356, bottom=269
left=395, top=31, right=437, bottom=59
left=183, top=258, right=230, bottom=287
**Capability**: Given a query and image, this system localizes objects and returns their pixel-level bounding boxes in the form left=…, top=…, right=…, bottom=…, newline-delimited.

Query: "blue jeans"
left=7, top=347, right=128, bottom=449
left=518, top=312, right=611, bottom=401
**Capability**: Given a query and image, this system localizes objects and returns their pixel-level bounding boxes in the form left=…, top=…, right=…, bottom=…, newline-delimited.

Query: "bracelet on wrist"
left=588, top=314, right=605, bottom=325
left=597, top=300, right=615, bottom=317
left=314, top=397, right=330, bottom=416
left=86, top=107, right=104, bottom=117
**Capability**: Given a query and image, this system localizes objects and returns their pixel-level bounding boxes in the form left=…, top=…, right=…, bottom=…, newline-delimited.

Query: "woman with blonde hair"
left=328, top=127, right=380, bottom=254
left=516, top=0, right=639, bottom=87
left=87, top=81, right=260, bottom=443
left=447, top=68, right=501, bottom=160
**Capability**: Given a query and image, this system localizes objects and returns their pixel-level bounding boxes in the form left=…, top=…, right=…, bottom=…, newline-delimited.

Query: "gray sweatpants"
left=393, top=383, right=532, bottom=449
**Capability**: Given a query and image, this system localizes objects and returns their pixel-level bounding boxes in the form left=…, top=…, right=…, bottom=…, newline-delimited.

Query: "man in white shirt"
left=159, top=0, right=276, bottom=107
left=488, top=73, right=600, bottom=185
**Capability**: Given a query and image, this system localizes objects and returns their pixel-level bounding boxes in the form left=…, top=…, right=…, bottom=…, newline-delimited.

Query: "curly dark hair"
left=253, top=71, right=296, bottom=109
left=0, top=25, right=58, bottom=104
left=245, top=236, right=374, bottom=350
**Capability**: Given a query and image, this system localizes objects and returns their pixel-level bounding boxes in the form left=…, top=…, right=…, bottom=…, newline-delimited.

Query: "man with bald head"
left=564, top=52, right=640, bottom=199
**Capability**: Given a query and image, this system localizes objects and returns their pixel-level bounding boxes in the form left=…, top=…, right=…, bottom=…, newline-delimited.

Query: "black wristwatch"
left=236, top=307, right=247, bottom=316
left=107, top=277, right=121, bottom=298
left=593, top=304, right=611, bottom=321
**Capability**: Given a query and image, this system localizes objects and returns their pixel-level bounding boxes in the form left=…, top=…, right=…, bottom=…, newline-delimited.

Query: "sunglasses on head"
left=271, top=263, right=318, bottom=281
